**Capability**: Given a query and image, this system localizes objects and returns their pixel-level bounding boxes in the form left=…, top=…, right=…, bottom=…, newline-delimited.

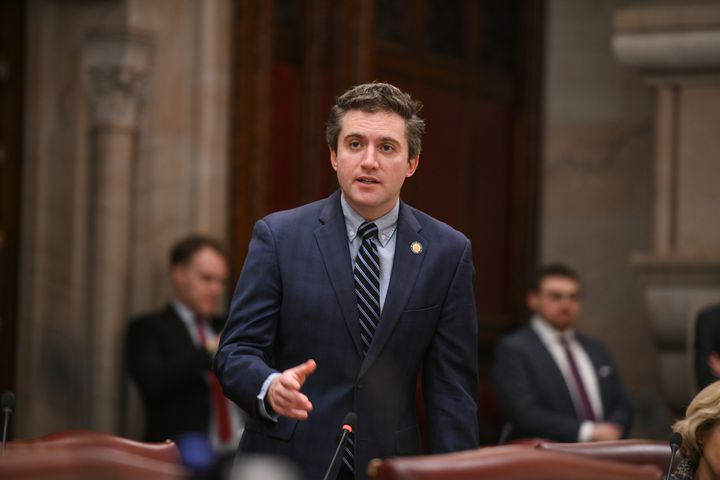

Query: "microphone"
left=1, top=391, right=15, bottom=454
left=664, top=431, right=682, bottom=480
left=322, top=412, right=357, bottom=480
left=497, top=422, right=513, bottom=445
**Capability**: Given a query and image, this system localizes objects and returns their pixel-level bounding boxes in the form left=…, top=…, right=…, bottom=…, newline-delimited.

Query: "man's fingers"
left=287, top=408, right=310, bottom=420
left=271, top=385, right=312, bottom=411
left=278, top=374, right=301, bottom=392
left=281, top=391, right=311, bottom=410
left=272, top=394, right=313, bottom=419
left=292, top=359, right=317, bottom=384
left=275, top=386, right=310, bottom=407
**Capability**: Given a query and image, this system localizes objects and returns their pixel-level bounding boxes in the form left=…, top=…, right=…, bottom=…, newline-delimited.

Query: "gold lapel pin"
left=410, top=241, right=423, bottom=255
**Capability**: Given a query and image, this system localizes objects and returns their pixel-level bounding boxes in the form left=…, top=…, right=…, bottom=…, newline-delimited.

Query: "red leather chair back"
left=535, top=439, right=674, bottom=473
left=368, top=445, right=663, bottom=480
left=7, top=429, right=181, bottom=464
left=0, top=445, right=187, bottom=479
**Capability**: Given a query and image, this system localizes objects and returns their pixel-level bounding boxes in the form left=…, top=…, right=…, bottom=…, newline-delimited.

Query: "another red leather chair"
left=368, top=445, right=663, bottom=480
left=6, top=429, right=181, bottom=464
left=0, top=445, right=187, bottom=479
left=535, top=439, right=674, bottom=473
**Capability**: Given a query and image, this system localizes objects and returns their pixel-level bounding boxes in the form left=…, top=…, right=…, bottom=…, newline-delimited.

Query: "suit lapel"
left=360, top=203, right=425, bottom=378
left=526, top=327, right=579, bottom=416
left=314, top=191, right=363, bottom=357
left=164, top=305, right=199, bottom=351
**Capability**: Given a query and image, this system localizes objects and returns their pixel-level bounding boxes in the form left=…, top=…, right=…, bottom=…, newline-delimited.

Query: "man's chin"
left=548, top=318, right=575, bottom=330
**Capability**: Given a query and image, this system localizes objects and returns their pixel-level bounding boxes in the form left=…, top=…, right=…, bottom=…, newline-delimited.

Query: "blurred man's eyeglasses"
left=542, top=290, right=581, bottom=302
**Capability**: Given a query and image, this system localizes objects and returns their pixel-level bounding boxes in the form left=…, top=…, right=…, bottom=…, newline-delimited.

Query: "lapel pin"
left=410, top=241, right=423, bottom=255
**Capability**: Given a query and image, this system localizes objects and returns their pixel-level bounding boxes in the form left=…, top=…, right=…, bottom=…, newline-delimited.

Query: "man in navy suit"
left=694, top=304, right=720, bottom=389
left=215, top=82, right=479, bottom=479
left=492, top=264, right=632, bottom=442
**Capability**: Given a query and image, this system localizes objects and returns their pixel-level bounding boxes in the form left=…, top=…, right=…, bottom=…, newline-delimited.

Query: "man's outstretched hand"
left=267, top=359, right=317, bottom=420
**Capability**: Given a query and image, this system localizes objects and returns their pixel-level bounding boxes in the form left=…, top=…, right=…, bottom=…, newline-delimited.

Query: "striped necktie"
left=344, top=221, right=380, bottom=474
left=354, top=221, right=380, bottom=354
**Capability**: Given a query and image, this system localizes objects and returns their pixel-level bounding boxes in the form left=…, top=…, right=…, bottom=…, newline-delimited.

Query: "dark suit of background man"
left=492, top=264, right=633, bottom=442
left=694, top=304, right=720, bottom=389
left=214, top=82, right=479, bottom=480
left=126, top=236, right=243, bottom=455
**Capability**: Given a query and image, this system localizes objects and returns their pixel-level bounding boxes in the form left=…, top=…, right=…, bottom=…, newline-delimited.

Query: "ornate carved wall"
left=614, top=1, right=720, bottom=413
left=18, top=0, right=232, bottom=436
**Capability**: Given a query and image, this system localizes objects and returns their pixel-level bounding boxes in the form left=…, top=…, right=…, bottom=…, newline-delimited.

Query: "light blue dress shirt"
left=340, top=193, right=399, bottom=311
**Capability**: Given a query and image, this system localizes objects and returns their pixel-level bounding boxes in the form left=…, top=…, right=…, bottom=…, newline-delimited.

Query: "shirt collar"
left=171, top=298, right=200, bottom=324
left=531, top=314, right=576, bottom=343
left=340, top=193, right=399, bottom=248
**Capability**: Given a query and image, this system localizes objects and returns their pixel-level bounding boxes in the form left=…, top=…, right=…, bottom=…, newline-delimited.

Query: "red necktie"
left=195, top=316, right=232, bottom=442
left=560, top=335, right=597, bottom=422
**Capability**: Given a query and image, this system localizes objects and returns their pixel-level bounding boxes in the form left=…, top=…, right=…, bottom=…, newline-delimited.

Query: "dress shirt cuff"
left=578, top=421, right=595, bottom=442
left=257, top=372, right=281, bottom=422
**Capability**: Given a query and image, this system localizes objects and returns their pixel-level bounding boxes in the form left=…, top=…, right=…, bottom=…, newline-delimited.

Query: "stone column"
left=84, top=32, right=152, bottom=431
left=613, top=3, right=720, bottom=411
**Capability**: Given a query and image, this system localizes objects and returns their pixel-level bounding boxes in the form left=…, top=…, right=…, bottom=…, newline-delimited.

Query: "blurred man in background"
left=694, top=303, right=720, bottom=389
left=492, top=264, right=632, bottom=442
left=126, top=235, right=243, bottom=459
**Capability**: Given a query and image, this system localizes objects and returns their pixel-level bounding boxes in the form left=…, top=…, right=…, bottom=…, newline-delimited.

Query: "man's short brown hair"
left=326, top=82, right=426, bottom=159
left=529, top=263, right=581, bottom=292
left=169, top=235, right=229, bottom=267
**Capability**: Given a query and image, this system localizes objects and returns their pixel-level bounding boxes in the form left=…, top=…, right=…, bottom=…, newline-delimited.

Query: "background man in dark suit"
left=492, top=264, right=632, bottom=442
left=215, top=82, right=479, bottom=480
left=694, top=304, right=720, bottom=389
left=126, top=235, right=243, bottom=454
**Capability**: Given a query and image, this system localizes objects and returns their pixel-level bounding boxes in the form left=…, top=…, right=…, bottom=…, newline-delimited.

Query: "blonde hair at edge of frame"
left=673, top=380, right=720, bottom=458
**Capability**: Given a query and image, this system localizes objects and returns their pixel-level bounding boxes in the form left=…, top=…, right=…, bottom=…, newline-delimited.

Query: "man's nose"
left=361, top=147, right=378, bottom=168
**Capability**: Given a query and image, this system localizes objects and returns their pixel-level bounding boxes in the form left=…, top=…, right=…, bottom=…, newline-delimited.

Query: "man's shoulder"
left=128, top=305, right=176, bottom=330
left=697, top=303, right=720, bottom=322
left=497, top=324, right=537, bottom=350
left=403, top=203, right=469, bottom=244
left=258, top=195, right=333, bottom=235
left=264, top=197, right=328, bottom=222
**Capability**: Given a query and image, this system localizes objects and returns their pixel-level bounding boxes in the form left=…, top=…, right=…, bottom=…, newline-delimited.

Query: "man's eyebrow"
left=343, top=132, right=365, bottom=140
left=342, top=133, right=401, bottom=144
left=378, top=136, right=401, bottom=145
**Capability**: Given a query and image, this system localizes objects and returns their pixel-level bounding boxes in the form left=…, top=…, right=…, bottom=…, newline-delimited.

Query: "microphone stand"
left=665, top=433, right=682, bottom=480
left=1, top=408, right=11, bottom=454
left=1, top=391, right=15, bottom=455
left=322, top=426, right=352, bottom=480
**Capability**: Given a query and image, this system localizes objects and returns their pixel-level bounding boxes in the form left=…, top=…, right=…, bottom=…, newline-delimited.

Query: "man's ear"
left=170, top=264, right=185, bottom=288
left=330, top=147, right=338, bottom=171
left=527, top=291, right=539, bottom=311
left=406, top=155, right=420, bottom=177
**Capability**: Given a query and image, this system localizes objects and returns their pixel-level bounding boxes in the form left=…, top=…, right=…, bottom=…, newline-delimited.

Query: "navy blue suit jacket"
left=492, top=324, right=632, bottom=442
left=215, top=191, right=479, bottom=479
left=695, top=304, right=720, bottom=389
